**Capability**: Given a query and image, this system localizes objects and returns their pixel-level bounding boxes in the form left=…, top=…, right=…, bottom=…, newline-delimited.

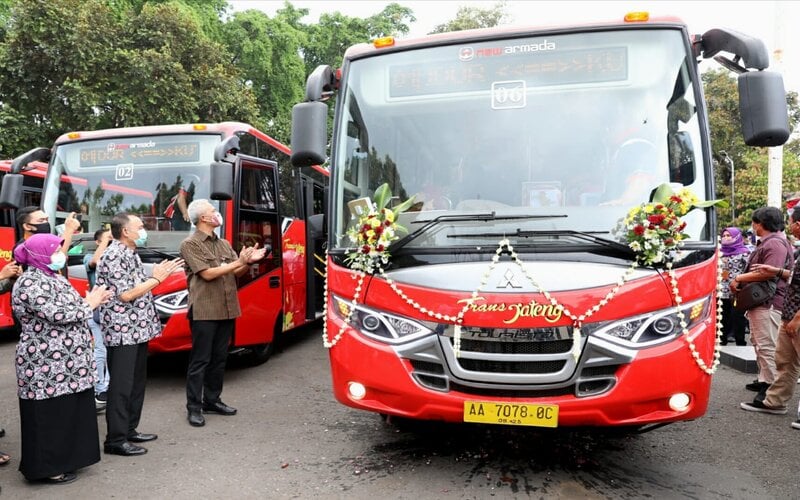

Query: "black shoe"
left=103, top=442, right=147, bottom=456
left=127, top=432, right=158, bottom=443
left=202, top=401, right=237, bottom=416
left=745, top=381, right=769, bottom=392
left=188, top=410, right=205, bottom=427
left=37, top=472, right=78, bottom=485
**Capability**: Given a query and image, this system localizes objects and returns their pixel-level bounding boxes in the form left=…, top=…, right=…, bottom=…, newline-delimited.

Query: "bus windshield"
left=43, top=133, right=221, bottom=254
left=331, top=28, right=710, bottom=251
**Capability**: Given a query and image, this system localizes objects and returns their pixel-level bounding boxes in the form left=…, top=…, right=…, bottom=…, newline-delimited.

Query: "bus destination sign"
left=80, top=141, right=200, bottom=167
left=389, top=46, right=627, bottom=98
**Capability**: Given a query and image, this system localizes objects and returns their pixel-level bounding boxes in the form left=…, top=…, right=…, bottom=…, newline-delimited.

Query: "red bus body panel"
left=325, top=258, right=716, bottom=426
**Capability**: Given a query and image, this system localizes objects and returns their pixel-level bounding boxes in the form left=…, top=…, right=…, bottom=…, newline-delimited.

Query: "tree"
left=0, top=0, right=260, bottom=157
left=704, top=68, right=800, bottom=228
left=222, top=8, right=306, bottom=143
left=299, top=3, right=415, bottom=75
left=429, top=1, right=509, bottom=34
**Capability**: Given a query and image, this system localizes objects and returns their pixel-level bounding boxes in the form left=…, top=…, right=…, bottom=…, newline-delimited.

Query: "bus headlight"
left=154, top=291, right=189, bottom=316
left=595, top=297, right=711, bottom=345
left=332, top=295, right=435, bottom=344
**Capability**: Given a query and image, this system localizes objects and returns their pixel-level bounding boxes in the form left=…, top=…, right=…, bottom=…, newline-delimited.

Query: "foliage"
left=704, top=68, right=800, bottom=229
left=222, top=8, right=305, bottom=143
left=0, top=0, right=260, bottom=157
left=300, top=3, right=414, bottom=76
left=429, top=1, right=509, bottom=34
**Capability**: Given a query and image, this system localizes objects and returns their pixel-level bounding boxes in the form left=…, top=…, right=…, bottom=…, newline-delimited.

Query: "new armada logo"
left=458, top=40, right=557, bottom=61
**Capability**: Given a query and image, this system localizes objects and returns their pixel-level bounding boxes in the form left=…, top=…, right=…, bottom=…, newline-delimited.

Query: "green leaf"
left=651, top=183, right=675, bottom=204
left=373, top=183, right=391, bottom=210
left=391, top=195, right=417, bottom=216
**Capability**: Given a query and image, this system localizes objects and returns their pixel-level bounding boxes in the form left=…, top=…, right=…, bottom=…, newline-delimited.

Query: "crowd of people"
left=0, top=199, right=264, bottom=485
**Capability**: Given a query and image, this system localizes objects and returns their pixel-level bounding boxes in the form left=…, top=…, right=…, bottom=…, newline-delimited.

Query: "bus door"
left=299, top=172, right=326, bottom=320
left=233, top=157, right=283, bottom=349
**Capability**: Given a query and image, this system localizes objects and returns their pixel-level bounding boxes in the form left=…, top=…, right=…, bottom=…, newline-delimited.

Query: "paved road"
left=0, top=325, right=797, bottom=499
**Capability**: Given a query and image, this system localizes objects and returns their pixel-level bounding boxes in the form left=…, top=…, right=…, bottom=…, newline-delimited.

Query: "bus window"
left=237, top=162, right=280, bottom=287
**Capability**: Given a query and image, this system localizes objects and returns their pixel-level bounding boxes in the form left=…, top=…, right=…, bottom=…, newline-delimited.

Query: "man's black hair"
left=110, top=213, right=132, bottom=239
left=15, top=206, right=40, bottom=228
left=751, top=206, right=785, bottom=233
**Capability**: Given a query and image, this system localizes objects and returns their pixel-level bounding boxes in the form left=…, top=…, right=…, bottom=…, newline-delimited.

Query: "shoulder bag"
left=734, top=240, right=793, bottom=312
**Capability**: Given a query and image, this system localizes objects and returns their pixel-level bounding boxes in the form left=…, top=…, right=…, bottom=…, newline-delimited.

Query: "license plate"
left=463, top=401, right=559, bottom=427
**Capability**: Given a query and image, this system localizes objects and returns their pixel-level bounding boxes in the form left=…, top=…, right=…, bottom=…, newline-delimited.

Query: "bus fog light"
left=669, top=393, right=691, bottom=411
left=348, top=382, right=366, bottom=400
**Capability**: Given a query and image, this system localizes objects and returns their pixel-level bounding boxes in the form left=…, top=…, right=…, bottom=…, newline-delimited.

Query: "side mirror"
left=308, top=213, right=326, bottom=239
left=668, top=131, right=696, bottom=185
left=210, top=161, right=233, bottom=200
left=291, top=101, right=328, bottom=168
left=0, top=173, right=24, bottom=209
left=738, top=71, right=790, bottom=146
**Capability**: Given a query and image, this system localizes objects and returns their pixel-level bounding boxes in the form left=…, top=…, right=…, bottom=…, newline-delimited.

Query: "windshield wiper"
left=391, top=212, right=568, bottom=253
left=137, top=246, right=179, bottom=260
left=450, top=228, right=634, bottom=255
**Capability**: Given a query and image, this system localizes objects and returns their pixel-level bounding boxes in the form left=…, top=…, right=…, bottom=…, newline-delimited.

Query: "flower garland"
left=324, top=182, right=724, bottom=375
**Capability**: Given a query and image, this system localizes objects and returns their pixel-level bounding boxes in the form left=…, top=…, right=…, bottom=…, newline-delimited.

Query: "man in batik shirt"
left=96, top=213, right=183, bottom=456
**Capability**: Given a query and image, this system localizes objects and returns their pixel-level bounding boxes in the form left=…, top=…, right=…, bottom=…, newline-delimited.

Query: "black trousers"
left=186, top=319, right=234, bottom=412
left=105, top=342, right=149, bottom=447
left=721, top=298, right=749, bottom=346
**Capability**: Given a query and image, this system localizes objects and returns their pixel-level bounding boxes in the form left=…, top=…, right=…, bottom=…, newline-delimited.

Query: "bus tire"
left=247, top=318, right=280, bottom=365
left=248, top=342, right=273, bottom=365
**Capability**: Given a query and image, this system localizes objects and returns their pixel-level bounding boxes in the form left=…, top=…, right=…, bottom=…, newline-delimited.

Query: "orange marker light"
left=624, top=11, right=650, bottom=23
left=193, top=124, right=207, bottom=131
left=373, top=36, right=395, bottom=49
left=67, top=132, right=81, bottom=140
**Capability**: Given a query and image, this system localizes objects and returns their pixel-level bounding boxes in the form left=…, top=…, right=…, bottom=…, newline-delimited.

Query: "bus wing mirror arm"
left=214, top=136, right=240, bottom=163
left=698, top=28, right=769, bottom=71
left=11, top=147, right=51, bottom=174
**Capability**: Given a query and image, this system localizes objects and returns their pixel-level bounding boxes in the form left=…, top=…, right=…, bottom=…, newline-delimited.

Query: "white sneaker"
left=792, top=420, right=800, bottom=430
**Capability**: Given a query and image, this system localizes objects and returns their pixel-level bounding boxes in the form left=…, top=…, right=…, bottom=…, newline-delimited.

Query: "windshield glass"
left=43, top=133, right=221, bottom=255
left=331, top=28, right=708, bottom=251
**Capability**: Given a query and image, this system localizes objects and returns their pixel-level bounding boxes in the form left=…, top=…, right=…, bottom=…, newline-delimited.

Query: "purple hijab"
left=721, top=227, right=749, bottom=257
left=13, top=233, right=63, bottom=276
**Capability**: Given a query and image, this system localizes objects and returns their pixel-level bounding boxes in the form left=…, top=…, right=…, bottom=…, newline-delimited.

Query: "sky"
left=229, top=0, right=800, bottom=92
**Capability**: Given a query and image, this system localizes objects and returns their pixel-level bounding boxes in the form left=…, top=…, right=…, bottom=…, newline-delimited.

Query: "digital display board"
left=389, top=46, right=627, bottom=98
left=79, top=141, right=200, bottom=167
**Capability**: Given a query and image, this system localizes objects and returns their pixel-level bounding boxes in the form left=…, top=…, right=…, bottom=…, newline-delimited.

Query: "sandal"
left=41, top=472, right=77, bottom=484
left=0, top=451, right=10, bottom=466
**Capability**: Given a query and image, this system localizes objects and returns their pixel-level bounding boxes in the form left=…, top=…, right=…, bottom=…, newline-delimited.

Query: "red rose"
left=376, top=244, right=384, bottom=252
left=361, top=245, right=371, bottom=254
left=633, top=225, right=645, bottom=236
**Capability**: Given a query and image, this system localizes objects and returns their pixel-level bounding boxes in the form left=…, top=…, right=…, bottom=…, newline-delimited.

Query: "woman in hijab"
left=720, top=227, right=751, bottom=346
left=11, top=233, right=111, bottom=485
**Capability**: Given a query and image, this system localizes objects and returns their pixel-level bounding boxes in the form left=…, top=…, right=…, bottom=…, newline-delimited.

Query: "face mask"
left=31, top=222, right=51, bottom=234
left=721, top=236, right=733, bottom=244
left=134, top=229, right=148, bottom=247
left=213, top=212, right=224, bottom=226
left=47, top=252, right=66, bottom=272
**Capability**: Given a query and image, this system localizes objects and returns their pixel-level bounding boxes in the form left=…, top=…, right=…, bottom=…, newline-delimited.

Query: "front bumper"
left=328, top=316, right=714, bottom=427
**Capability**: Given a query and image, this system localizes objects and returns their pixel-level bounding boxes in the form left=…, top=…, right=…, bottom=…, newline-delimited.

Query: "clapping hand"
left=152, top=258, right=185, bottom=283
left=86, top=285, right=113, bottom=310
left=0, top=261, right=22, bottom=280
left=238, top=243, right=266, bottom=265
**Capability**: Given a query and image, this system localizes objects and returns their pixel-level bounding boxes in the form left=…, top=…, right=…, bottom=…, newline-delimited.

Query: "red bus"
left=3, top=123, right=327, bottom=362
left=290, top=14, right=789, bottom=428
left=0, top=160, right=47, bottom=332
